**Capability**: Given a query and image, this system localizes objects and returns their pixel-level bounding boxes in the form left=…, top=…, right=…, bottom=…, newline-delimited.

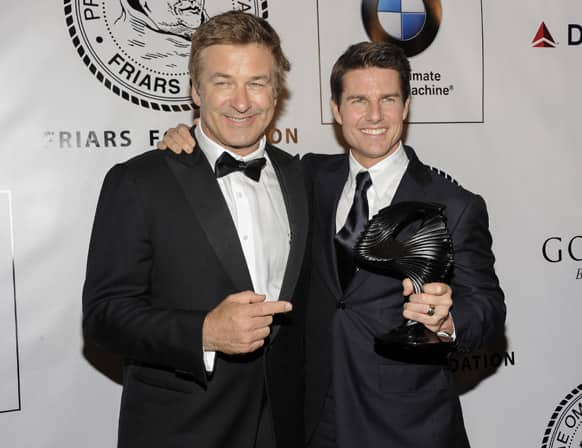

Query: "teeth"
left=361, top=128, right=386, bottom=135
left=227, top=116, right=252, bottom=122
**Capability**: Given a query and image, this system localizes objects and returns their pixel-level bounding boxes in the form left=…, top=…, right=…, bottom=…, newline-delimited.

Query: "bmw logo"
left=361, top=0, right=442, bottom=57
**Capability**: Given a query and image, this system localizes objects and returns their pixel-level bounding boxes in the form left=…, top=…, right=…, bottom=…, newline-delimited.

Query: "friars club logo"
left=541, top=385, right=582, bottom=448
left=64, top=1, right=269, bottom=111
left=361, top=0, right=441, bottom=57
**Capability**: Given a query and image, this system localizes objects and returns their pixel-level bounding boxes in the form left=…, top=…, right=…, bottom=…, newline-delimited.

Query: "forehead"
left=199, top=44, right=275, bottom=75
left=342, top=67, right=402, bottom=96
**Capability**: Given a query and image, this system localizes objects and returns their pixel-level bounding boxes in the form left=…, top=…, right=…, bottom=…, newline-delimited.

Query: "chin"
left=222, top=138, right=260, bottom=151
left=225, top=134, right=261, bottom=148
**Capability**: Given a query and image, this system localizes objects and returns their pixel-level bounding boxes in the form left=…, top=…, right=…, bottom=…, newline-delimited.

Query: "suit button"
left=337, top=300, right=346, bottom=309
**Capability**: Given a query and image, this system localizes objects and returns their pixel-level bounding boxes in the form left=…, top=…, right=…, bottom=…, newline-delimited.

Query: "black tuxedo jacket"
left=83, top=139, right=309, bottom=448
left=302, top=146, right=505, bottom=447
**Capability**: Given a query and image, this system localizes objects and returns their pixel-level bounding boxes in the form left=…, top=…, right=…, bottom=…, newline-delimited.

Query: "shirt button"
left=337, top=300, right=346, bottom=310
left=243, top=235, right=248, bottom=241
left=236, top=192, right=242, bottom=199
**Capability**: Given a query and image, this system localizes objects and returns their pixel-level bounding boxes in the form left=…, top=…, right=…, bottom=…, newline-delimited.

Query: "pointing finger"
left=227, top=291, right=265, bottom=304
left=253, top=301, right=292, bottom=317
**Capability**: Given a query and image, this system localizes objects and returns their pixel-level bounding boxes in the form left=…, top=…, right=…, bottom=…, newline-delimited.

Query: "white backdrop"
left=1, top=1, right=581, bottom=447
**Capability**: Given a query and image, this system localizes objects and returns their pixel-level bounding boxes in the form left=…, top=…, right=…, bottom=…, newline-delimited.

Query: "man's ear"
left=331, top=100, right=343, bottom=125
left=191, top=84, right=202, bottom=107
left=402, top=96, right=410, bottom=121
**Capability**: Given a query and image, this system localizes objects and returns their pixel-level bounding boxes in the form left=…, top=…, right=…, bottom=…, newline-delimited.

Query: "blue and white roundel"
left=377, top=0, right=427, bottom=41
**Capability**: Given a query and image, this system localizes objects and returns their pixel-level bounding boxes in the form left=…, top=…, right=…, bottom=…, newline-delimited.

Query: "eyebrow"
left=247, top=75, right=272, bottom=84
left=209, top=73, right=272, bottom=83
left=345, top=94, right=365, bottom=101
left=209, top=73, right=232, bottom=81
left=344, top=92, right=401, bottom=101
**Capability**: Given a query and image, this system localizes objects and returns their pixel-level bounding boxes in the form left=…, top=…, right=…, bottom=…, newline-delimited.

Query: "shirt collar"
left=347, top=142, right=409, bottom=197
left=195, top=121, right=267, bottom=173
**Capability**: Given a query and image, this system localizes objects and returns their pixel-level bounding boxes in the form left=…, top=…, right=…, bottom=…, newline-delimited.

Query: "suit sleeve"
left=82, top=164, right=208, bottom=384
left=449, top=194, right=506, bottom=352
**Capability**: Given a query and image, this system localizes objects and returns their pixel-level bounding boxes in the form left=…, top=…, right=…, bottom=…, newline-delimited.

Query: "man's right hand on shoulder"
left=157, top=122, right=197, bottom=154
left=202, top=291, right=292, bottom=355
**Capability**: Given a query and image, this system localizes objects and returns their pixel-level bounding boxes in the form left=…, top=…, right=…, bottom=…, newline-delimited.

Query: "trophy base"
left=376, top=320, right=453, bottom=348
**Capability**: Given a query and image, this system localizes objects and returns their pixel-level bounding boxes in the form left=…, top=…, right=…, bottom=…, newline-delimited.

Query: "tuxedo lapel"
left=266, top=145, right=308, bottom=304
left=316, top=156, right=349, bottom=299
left=391, top=145, right=431, bottom=204
left=165, top=149, right=253, bottom=293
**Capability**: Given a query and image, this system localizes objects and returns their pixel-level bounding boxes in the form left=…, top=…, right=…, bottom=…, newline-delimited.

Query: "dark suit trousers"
left=255, top=388, right=277, bottom=448
left=307, top=388, right=337, bottom=448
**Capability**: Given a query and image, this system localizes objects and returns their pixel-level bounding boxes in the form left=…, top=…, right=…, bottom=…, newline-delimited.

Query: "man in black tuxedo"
left=83, top=12, right=308, bottom=448
left=158, top=42, right=505, bottom=447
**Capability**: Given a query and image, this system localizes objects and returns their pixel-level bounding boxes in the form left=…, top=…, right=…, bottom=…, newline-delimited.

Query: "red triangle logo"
left=532, top=22, right=557, bottom=48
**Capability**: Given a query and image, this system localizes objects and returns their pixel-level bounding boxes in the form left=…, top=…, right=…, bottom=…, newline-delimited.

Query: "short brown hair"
left=330, top=41, right=411, bottom=104
left=189, top=11, right=290, bottom=96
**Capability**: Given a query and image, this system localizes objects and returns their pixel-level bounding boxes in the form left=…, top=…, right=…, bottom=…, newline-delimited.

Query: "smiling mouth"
left=225, top=115, right=256, bottom=125
left=361, top=128, right=387, bottom=135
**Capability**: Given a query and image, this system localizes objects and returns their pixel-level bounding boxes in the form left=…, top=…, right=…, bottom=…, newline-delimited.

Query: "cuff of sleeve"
left=203, top=350, right=216, bottom=372
left=437, top=315, right=456, bottom=342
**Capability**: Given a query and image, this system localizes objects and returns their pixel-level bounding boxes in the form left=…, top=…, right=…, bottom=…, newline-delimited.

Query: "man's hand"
left=203, top=291, right=292, bottom=354
left=402, top=279, right=454, bottom=335
left=157, top=122, right=197, bottom=154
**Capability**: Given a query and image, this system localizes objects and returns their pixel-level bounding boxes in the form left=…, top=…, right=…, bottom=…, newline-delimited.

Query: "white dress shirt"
left=335, top=142, right=409, bottom=231
left=195, top=125, right=290, bottom=371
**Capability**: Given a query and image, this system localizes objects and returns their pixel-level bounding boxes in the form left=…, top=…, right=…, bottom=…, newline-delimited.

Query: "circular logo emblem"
left=64, top=0, right=269, bottom=111
left=542, top=384, right=582, bottom=448
left=361, top=0, right=442, bottom=57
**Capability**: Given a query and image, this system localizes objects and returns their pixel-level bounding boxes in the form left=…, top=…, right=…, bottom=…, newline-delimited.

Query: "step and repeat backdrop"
left=1, top=1, right=581, bottom=446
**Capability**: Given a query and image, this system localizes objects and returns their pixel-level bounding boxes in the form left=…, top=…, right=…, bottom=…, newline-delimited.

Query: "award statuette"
left=354, top=201, right=454, bottom=347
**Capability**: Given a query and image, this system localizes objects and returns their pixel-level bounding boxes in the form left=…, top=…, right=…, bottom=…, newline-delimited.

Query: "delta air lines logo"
left=64, top=0, right=269, bottom=111
left=532, top=22, right=557, bottom=48
left=361, top=0, right=442, bottom=56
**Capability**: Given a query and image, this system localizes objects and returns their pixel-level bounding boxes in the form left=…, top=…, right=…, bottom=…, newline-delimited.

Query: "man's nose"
left=231, top=86, right=251, bottom=113
left=366, top=101, right=382, bottom=122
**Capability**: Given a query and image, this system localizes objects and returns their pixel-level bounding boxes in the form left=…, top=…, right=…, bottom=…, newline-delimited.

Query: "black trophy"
left=354, top=201, right=454, bottom=347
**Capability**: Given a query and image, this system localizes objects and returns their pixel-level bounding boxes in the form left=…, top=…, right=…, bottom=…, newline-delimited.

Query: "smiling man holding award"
left=300, top=42, right=505, bottom=447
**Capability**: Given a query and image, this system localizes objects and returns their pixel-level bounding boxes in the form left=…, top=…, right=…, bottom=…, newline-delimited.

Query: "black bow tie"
left=215, top=152, right=267, bottom=182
